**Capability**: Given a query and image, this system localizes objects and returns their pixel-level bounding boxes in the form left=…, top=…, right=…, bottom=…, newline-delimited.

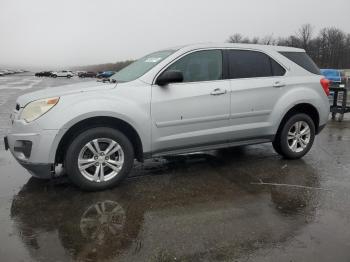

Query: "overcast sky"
left=1, top=0, right=349, bottom=69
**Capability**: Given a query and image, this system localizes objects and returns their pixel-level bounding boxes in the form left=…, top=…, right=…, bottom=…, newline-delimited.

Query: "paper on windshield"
left=145, top=57, right=162, bottom=63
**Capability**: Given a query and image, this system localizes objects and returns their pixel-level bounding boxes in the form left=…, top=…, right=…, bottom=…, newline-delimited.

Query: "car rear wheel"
left=52, top=74, right=57, bottom=78
left=273, top=113, right=315, bottom=159
left=65, top=127, right=134, bottom=191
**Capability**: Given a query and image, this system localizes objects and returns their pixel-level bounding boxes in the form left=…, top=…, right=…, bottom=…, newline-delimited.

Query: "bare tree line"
left=228, top=24, right=350, bottom=69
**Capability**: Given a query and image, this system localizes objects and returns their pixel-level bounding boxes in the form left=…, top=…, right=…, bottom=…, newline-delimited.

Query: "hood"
left=17, top=81, right=116, bottom=106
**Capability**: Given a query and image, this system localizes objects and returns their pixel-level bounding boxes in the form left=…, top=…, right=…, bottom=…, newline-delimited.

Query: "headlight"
left=20, top=97, right=60, bottom=122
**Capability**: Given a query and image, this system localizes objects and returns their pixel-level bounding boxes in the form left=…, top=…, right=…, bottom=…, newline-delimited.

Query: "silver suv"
left=4, top=44, right=330, bottom=190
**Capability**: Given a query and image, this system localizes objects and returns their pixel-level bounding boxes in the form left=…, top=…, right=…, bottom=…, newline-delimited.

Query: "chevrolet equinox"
left=4, top=43, right=330, bottom=190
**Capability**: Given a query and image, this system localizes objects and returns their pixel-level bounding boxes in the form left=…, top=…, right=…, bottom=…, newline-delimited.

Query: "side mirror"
left=156, top=70, right=183, bottom=86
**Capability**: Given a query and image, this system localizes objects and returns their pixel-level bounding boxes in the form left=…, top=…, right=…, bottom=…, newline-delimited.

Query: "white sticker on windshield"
left=145, top=57, right=162, bottom=63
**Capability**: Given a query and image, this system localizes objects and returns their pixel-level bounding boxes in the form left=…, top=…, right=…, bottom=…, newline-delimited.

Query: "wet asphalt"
left=0, top=74, right=350, bottom=262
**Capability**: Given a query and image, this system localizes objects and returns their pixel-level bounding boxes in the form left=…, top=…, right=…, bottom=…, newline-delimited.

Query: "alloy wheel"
left=287, top=121, right=311, bottom=153
left=78, top=138, right=124, bottom=182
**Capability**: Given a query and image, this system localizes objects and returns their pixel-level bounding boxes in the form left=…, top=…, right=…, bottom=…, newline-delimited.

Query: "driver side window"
left=165, top=50, right=223, bottom=83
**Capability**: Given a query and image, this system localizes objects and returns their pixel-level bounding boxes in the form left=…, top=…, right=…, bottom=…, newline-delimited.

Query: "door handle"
left=273, top=81, right=285, bottom=88
left=210, top=88, right=227, bottom=96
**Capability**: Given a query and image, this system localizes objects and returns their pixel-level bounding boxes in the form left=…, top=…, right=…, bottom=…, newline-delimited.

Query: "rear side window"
left=227, top=50, right=285, bottom=79
left=279, top=52, right=321, bottom=75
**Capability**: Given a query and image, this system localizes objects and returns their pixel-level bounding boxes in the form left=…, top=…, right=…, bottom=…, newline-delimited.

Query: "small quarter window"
left=271, top=58, right=286, bottom=76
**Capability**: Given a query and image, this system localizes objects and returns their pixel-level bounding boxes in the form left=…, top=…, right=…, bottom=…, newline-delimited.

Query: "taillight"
left=320, top=78, right=330, bottom=96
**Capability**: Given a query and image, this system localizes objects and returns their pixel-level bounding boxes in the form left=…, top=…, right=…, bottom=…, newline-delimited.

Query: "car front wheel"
left=65, top=127, right=134, bottom=191
left=273, top=113, right=315, bottom=159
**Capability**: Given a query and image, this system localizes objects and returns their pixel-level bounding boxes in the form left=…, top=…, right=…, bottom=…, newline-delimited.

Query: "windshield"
left=111, top=50, right=175, bottom=82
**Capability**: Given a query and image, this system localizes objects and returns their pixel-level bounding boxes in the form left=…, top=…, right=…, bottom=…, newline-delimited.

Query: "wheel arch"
left=276, top=103, right=320, bottom=137
left=54, top=116, right=144, bottom=164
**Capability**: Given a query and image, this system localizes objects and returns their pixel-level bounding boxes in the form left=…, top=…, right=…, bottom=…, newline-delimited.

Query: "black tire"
left=65, top=127, right=134, bottom=191
left=52, top=74, right=57, bottom=78
left=67, top=75, right=72, bottom=78
left=273, top=113, right=315, bottom=159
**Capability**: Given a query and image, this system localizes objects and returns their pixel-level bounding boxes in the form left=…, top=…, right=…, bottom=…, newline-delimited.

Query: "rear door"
left=225, top=49, right=287, bottom=139
left=151, top=49, right=231, bottom=153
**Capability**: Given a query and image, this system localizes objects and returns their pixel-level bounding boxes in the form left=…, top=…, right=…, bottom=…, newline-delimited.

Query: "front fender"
left=35, top=88, right=151, bottom=163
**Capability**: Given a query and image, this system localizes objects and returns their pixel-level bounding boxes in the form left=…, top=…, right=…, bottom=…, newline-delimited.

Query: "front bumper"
left=19, top=161, right=53, bottom=179
left=4, top=136, right=54, bottom=179
left=5, top=118, right=60, bottom=179
left=5, top=135, right=54, bottom=179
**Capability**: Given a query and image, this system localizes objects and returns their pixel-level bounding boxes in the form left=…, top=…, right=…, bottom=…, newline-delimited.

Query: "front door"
left=151, top=49, right=231, bottom=154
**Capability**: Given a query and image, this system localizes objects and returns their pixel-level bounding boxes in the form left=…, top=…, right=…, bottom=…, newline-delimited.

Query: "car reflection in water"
left=80, top=200, right=126, bottom=245
left=11, top=145, right=320, bottom=261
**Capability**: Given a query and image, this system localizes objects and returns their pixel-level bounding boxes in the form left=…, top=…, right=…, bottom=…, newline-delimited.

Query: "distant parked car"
left=320, top=69, right=343, bottom=85
left=0, top=72, right=4, bottom=76
left=74, top=71, right=86, bottom=76
left=35, top=71, right=53, bottom=77
left=96, top=71, right=115, bottom=79
left=2, top=69, right=12, bottom=75
left=51, top=71, right=74, bottom=78
left=79, top=71, right=97, bottom=78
